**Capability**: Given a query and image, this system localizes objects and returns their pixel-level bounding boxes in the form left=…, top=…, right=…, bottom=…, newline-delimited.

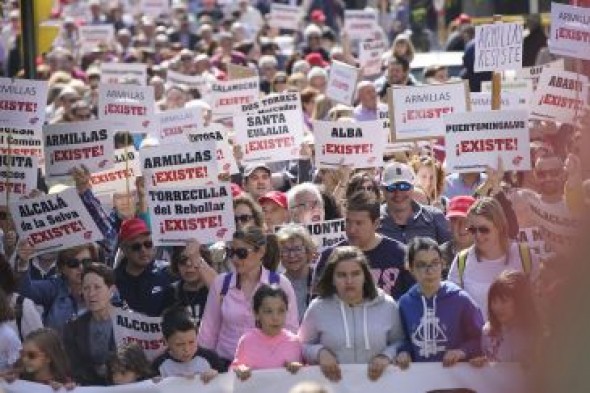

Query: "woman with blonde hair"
left=390, top=33, right=415, bottom=63
left=409, top=155, right=446, bottom=211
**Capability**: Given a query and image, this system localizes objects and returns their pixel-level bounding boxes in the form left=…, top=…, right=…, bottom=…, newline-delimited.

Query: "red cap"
left=259, top=191, right=288, bottom=209
left=456, top=13, right=471, bottom=24
left=310, top=9, right=326, bottom=23
left=446, top=196, right=476, bottom=219
left=305, top=52, right=329, bottom=68
left=231, top=183, right=243, bottom=198
left=119, top=218, right=150, bottom=242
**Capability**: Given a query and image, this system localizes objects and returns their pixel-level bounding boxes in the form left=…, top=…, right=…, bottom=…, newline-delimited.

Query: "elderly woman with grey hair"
left=286, top=183, right=325, bottom=224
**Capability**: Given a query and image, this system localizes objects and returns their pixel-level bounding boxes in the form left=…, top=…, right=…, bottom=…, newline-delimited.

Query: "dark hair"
left=423, top=64, right=447, bottom=80
left=161, top=306, right=196, bottom=339
left=107, top=342, right=154, bottom=383
left=389, top=55, right=410, bottom=72
left=319, top=187, right=342, bottom=220
left=82, top=262, right=115, bottom=287
left=406, top=237, right=442, bottom=268
left=316, top=246, right=378, bottom=300
left=487, top=270, right=539, bottom=336
left=233, top=225, right=267, bottom=249
left=345, top=172, right=381, bottom=200
left=0, top=287, right=14, bottom=322
left=170, top=244, right=213, bottom=276
left=233, top=194, right=265, bottom=228
left=57, top=243, right=98, bottom=270
left=114, top=131, right=135, bottom=149
left=23, top=328, right=71, bottom=383
left=345, top=191, right=381, bottom=223
left=253, top=284, right=289, bottom=314
left=0, top=254, right=17, bottom=294
left=262, top=233, right=280, bottom=272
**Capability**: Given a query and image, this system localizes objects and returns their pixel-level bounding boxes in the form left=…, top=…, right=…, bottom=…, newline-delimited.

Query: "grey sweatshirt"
left=298, top=289, right=404, bottom=364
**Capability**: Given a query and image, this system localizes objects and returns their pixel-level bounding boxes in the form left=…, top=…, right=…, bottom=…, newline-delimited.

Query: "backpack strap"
left=517, top=243, right=532, bottom=276
left=219, top=272, right=233, bottom=303
left=268, top=270, right=280, bottom=285
left=457, top=248, right=470, bottom=289
left=14, top=294, right=25, bottom=341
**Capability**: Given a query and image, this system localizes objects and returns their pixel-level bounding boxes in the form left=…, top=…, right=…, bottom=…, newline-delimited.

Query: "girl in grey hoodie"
left=298, top=246, right=404, bottom=382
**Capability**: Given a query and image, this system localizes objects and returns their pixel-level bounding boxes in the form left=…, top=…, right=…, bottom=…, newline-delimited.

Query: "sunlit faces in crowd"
left=276, top=224, right=316, bottom=277
left=466, top=198, right=510, bottom=259
left=380, top=162, right=416, bottom=211
left=243, top=164, right=273, bottom=200
left=533, top=155, right=565, bottom=197
left=287, top=183, right=324, bottom=224
left=356, top=82, right=378, bottom=111
left=259, top=191, right=290, bottom=231
left=233, top=194, right=265, bottom=231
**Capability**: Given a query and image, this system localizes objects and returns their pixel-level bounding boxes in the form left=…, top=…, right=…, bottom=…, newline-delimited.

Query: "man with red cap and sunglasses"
left=114, top=218, right=174, bottom=317
left=378, top=162, right=451, bottom=245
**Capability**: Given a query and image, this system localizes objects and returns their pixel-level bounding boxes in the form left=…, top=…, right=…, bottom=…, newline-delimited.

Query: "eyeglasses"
left=414, top=261, right=442, bottom=272
left=466, top=226, right=491, bottom=235
left=280, top=246, right=306, bottom=256
left=535, top=168, right=561, bottom=179
left=64, top=258, right=93, bottom=269
left=128, top=240, right=154, bottom=252
left=225, top=247, right=254, bottom=260
left=382, top=182, right=413, bottom=192
left=235, top=214, right=254, bottom=224
left=293, top=200, right=321, bottom=210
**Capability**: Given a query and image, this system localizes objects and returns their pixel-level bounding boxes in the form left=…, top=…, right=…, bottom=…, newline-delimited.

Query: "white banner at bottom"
left=1, top=363, right=524, bottom=393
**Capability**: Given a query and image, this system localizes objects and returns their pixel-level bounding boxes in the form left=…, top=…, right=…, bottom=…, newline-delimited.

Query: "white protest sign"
left=530, top=70, right=588, bottom=124
left=481, top=78, right=532, bottom=107
left=78, top=25, right=115, bottom=53
left=0, top=127, right=44, bottom=160
left=158, top=107, right=202, bottom=144
left=444, top=109, right=531, bottom=173
left=210, top=76, right=259, bottom=116
left=475, top=22, right=523, bottom=73
left=240, top=91, right=303, bottom=115
left=90, top=148, right=141, bottom=195
left=517, top=226, right=553, bottom=261
left=141, top=141, right=218, bottom=188
left=188, top=125, right=239, bottom=175
left=147, top=184, right=235, bottom=246
left=98, top=83, right=155, bottom=131
left=43, top=120, right=113, bottom=177
left=141, top=0, right=168, bottom=17
left=550, top=2, right=590, bottom=60
left=470, top=92, right=521, bottom=111
left=528, top=197, right=582, bottom=256
left=233, top=110, right=304, bottom=164
left=359, top=39, right=386, bottom=77
left=269, top=3, right=301, bottom=31
left=389, top=81, right=469, bottom=141
left=10, top=188, right=103, bottom=256
left=313, top=120, right=384, bottom=169
left=326, top=61, right=360, bottom=105
left=167, top=70, right=212, bottom=96
left=0, top=155, right=38, bottom=206
left=344, top=10, right=379, bottom=40
left=0, top=78, right=48, bottom=129
left=277, top=218, right=346, bottom=253
left=100, top=63, right=147, bottom=86
left=515, top=59, right=565, bottom=91
left=112, top=307, right=165, bottom=362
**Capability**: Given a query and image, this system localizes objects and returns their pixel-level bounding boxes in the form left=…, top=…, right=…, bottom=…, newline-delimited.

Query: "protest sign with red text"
left=344, top=10, right=379, bottom=40
left=550, top=2, right=590, bottom=60
left=90, top=148, right=141, bottom=195
left=269, top=3, right=301, bottom=31
left=188, top=125, right=239, bottom=175
left=444, top=109, right=531, bottom=173
left=359, top=39, right=386, bottom=77
left=481, top=78, right=532, bottom=107
left=98, top=84, right=155, bottom=131
left=209, top=76, right=259, bottom=117
left=326, top=61, right=360, bottom=105
left=0, top=155, right=38, bottom=206
left=0, top=78, right=48, bottom=129
left=470, top=92, right=520, bottom=111
left=0, top=127, right=43, bottom=161
left=148, top=184, right=235, bottom=246
left=515, top=59, right=564, bottom=91
left=112, top=308, right=165, bottom=362
left=530, top=70, right=588, bottom=124
left=10, top=188, right=103, bottom=257
left=158, top=107, right=202, bottom=144
left=79, top=25, right=115, bottom=54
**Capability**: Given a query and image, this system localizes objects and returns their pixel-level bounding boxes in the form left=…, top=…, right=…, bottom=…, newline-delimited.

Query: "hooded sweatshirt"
left=398, top=281, right=484, bottom=362
left=298, top=289, right=404, bottom=364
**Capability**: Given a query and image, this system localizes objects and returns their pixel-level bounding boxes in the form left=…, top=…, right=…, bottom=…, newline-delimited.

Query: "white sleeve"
left=21, top=297, right=43, bottom=338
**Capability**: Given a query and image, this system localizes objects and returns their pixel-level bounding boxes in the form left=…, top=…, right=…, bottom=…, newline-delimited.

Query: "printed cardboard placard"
left=112, top=307, right=165, bottom=362
left=141, top=141, right=218, bottom=188
left=141, top=0, right=168, bottom=17
left=444, top=109, right=531, bottom=173
left=269, top=3, right=301, bottom=31
left=388, top=81, right=470, bottom=141
left=474, top=22, right=523, bottom=73
left=550, top=2, right=590, bottom=60
left=10, top=187, right=104, bottom=257
left=98, top=84, right=155, bottom=131
left=517, top=226, right=553, bottom=261
left=233, top=108, right=304, bottom=164
left=275, top=218, right=346, bottom=253
left=515, top=59, right=565, bottom=91
left=188, top=125, right=239, bottom=175
left=378, top=109, right=391, bottom=145
left=344, top=10, right=379, bottom=40
left=147, top=184, right=235, bottom=246
left=481, top=78, right=532, bottom=107
left=470, top=92, right=521, bottom=111
left=100, top=63, right=147, bottom=86
left=158, top=107, right=202, bottom=144
left=326, top=61, right=360, bottom=105
left=166, top=70, right=212, bottom=96
left=240, top=91, right=303, bottom=116
left=0, top=78, right=48, bottom=129
left=0, top=127, right=44, bottom=160
left=359, top=39, right=386, bottom=77
left=43, top=120, right=113, bottom=177
left=0, top=155, right=38, bottom=206
left=530, top=70, right=589, bottom=124
left=313, top=120, right=384, bottom=169
left=90, top=148, right=141, bottom=195
left=209, top=76, right=259, bottom=116
left=227, top=63, right=258, bottom=80
left=78, top=25, right=115, bottom=53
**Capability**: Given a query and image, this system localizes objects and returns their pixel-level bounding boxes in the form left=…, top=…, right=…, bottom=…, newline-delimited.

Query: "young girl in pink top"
left=232, top=285, right=303, bottom=381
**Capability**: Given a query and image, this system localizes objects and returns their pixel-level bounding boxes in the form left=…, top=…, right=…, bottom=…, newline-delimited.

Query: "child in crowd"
left=471, top=270, right=540, bottom=365
left=0, top=288, right=20, bottom=373
left=153, top=307, right=218, bottom=383
left=232, top=285, right=303, bottom=381
left=396, top=237, right=484, bottom=368
left=107, top=342, right=155, bottom=385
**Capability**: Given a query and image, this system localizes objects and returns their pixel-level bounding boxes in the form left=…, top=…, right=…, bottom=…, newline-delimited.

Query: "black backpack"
left=14, top=294, right=25, bottom=340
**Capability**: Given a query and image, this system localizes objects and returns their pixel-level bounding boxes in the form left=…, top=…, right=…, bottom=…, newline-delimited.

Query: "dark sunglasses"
left=466, top=226, right=491, bottom=235
left=235, top=214, right=254, bottom=224
left=225, top=247, right=253, bottom=260
left=64, top=258, right=92, bottom=269
left=535, top=168, right=561, bottom=179
left=383, top=182, right=413, bottom=192
left=128, top=240, right=154, bottom=252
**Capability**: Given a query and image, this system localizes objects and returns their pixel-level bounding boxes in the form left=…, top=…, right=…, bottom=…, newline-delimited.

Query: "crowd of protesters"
left=0, top=0, right=588, bottom=390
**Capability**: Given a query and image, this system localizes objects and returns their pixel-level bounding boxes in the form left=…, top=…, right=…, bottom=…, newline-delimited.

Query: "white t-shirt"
left=448, top=242, right=537, bottom=317
left=0, top=323, right=21, bottom=372
left=7, top=293, right=43, bottom=340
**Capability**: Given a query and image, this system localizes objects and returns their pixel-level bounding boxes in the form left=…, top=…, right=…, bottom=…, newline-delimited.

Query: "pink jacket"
left=198, top=269, right=299, bottom=360
left=231, top=328, right=303, bottom=369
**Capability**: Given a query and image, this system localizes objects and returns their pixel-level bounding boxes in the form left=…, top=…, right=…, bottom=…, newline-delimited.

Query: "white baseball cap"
left=381, top=162, right=415, bottom=186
